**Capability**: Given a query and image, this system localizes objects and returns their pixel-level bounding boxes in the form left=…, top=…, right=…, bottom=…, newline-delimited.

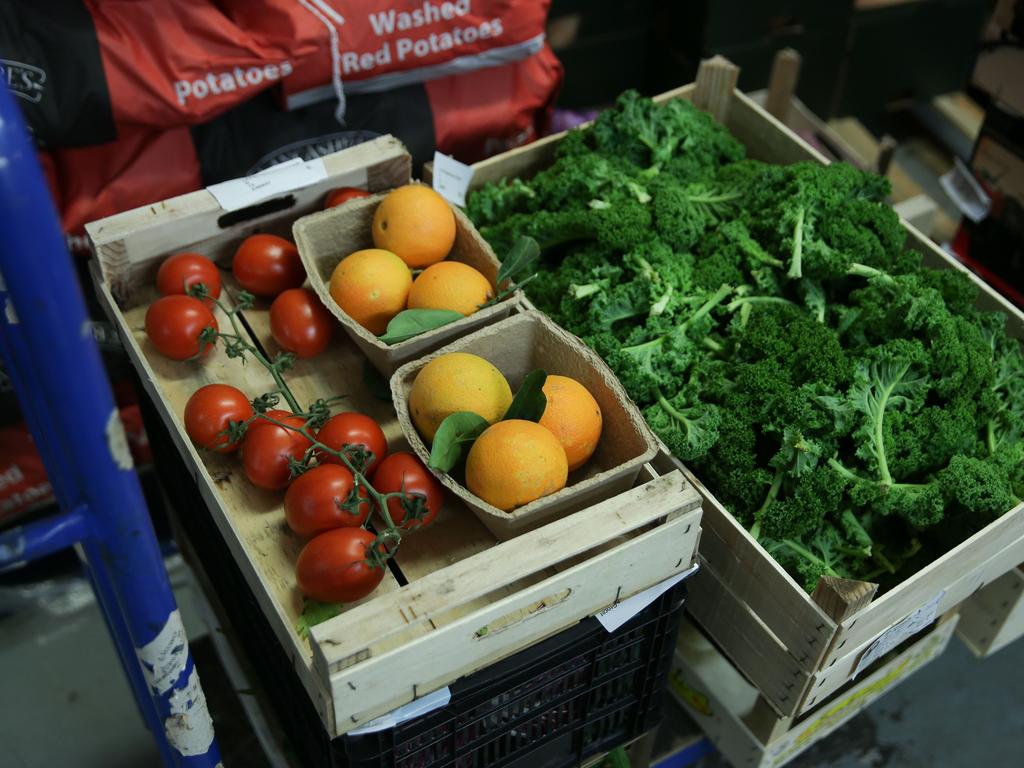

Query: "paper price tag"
left=853, top=590, right=944, bottom=676
left=595, top=566, right=696, bottom=633
left=347, top=687, right=452, bottom=735
left=207, top=157, right=329, bottom=212
left=432, top=151, right=474, bottom=207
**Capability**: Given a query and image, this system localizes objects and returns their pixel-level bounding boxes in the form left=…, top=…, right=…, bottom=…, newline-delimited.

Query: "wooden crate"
left=669, top=612, right=959, bottom=768
left=464, top=58, right=1024, bottom=719
left=85, top=138, right=703, bottom=737
left=956, top=565, right=1024, bottom=657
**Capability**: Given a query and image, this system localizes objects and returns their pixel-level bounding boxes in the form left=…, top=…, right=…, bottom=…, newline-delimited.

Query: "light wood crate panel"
left=466, top=66, right=1024, bottom=719
left=86, top=138, right=704, bottom=737
left=957, top=565, right=1024, bottom=657
left=669, top=613, right=959, bottom=768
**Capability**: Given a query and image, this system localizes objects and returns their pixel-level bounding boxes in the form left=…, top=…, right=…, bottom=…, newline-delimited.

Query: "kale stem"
left=848, top=262, right=896, bottom=286
left=828, top=457, right=872, bottom=484
left=683, top=284, right=733, bottom=329
left=750, top=467, right=785, bottom=541
left=726, top=295, right=796, bottom=313
left=986, top=420, right=998, bottom=456
left=872, top=371, right=904, bottom=487
left=656, top=391, right=690, bottom=432
left=779, top=539, right=840, bottom=578
left=787, top=206, right=805, bottom=279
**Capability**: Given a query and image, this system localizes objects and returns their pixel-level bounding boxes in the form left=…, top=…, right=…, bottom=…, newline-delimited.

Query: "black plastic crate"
left=139, top=390, right=686, bottom=768
left=343, top=581, right=687, bottom=768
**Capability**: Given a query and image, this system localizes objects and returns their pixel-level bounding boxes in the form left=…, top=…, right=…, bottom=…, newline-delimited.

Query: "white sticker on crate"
left=164, top=666, right=216, bottom=757
left=432, top=151, right=474, bottom=207
left=595, top=566, right=695, bottom=634
left=207, top=157, right=330, bottom=211
left=136, top=609, right=188, bottom=694
left=853, top=590, right=944, bottom=676
left=348, top=686, right=452, bottom=734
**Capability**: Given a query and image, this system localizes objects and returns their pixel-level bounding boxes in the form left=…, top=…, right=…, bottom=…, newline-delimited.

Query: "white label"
left=207, top=157, right=328, bottom=211
left=853, top=591, right=944, bottom=676
left=164, top=667, right=216, bottom=757
left=431, top=151, right=474, bottom=207
left=939, top=156, right=991, bottom=223
left=348, top=686, right=452, bottom=734
left=595, top=566, right=696, bottom=633
left=136, top=609, right=188, bottom=694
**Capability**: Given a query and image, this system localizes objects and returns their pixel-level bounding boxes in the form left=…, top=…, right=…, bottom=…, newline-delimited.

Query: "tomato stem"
left=201, top=290, right=303, bottom=414
left=251, top=412, right=406, bottom=563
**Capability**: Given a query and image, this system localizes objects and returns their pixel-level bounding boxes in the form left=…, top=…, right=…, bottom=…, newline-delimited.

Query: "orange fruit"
left=538, top=376, right=603, bottom=471
left=372, top=185, right=456, bottom=268
left=465, top=420, right=568, bottom=511
left=408, top=352, right=512, bottom=443
left=328, top=248, right=411, bottom=335
left=408, top=262, right=494, bottom=316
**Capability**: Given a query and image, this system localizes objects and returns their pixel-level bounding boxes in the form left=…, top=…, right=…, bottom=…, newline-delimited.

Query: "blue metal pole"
left=0, top=84, right=222, bottom=767
left=0, top=506, right=89, bottom=573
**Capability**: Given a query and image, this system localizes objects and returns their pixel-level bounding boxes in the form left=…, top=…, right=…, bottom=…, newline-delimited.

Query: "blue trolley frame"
left=0, top=83, right=222, bottom=767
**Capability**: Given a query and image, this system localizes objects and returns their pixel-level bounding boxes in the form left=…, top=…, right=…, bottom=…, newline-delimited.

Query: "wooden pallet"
left=957, top=565, right=1024, bottom=657
left=669, top=612, right=959, bottom=768
left=86, top=136, right=703, bottom=737
left=463, top=57, right=1024, bottom=719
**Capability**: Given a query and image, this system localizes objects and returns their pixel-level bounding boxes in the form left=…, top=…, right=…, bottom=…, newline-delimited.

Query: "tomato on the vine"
left=296, top=527, right=385, bottom=603
left=372, top=451, right=444, bottom=528
left=324, top=187, right=370, bottom=209
left=242, top=410, right=312, bottom=490
left=269, top=288, right=333, bottom=358
left=316, top=412, right=388, bottom=475
left=233, top=234, right=305, bottom=296
left=156, top=252, right=222, bottom=299
left=145, top=295, right=218, bottom=360
left=285, top=464, right=370, bottom=537
left=184, top=384, right=253, bottom=453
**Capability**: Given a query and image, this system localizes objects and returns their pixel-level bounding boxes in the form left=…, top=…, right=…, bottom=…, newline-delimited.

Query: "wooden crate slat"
left=684, top=557, right=813, bottom=712
left=956, top=566, right=1024, bottom=656
left=311, top=472, right=701, bottom=675
left=86, top=136, right=411, bottom=304
left=325, top=505, right=702, bottom=729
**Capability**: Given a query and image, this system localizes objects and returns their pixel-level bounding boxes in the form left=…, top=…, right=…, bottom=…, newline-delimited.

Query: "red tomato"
left=296, top=527, right=385, bottom=603
left=285, top=464, right=370, bottom=537
left=156, top=252, right=222, bottom=299
left=183, top=384, right=253, bottom=453
left=372, top=452, right=444, bottom=528
left=242, top=410, right=313, bottom=490
left=269, top=288, right=333, bottom=358
left=233, top=234, right=305, bottom=296
left=324, top=187, right=371, bottom=209
left=316, top=413, right=388, bottom=475
left=144, top=295, right=218, bottom=360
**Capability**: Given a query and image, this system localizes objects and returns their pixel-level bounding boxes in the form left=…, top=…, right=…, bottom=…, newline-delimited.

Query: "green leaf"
left=296, top=598, right=343, bottom=639
left=379, top=309, right=463, bottom=345
left=497, top=236, right=540, bottom=285
left=429, top=411, right=490, bottom=471
left=503, top=369, right=548, bottom=422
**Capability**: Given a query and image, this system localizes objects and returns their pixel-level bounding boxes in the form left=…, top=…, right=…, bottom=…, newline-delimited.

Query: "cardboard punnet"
left=391, top=310, right=659, bottom=539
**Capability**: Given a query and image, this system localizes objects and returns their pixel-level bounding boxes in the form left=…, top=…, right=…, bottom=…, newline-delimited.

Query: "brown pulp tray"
left=292, top=185, right=519, bottom=376
left=391, top=310, right=659, bottom=539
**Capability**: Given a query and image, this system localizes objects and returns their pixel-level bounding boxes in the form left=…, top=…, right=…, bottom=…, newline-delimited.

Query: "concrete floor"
left=2, top=556, right=1022, bottom=768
